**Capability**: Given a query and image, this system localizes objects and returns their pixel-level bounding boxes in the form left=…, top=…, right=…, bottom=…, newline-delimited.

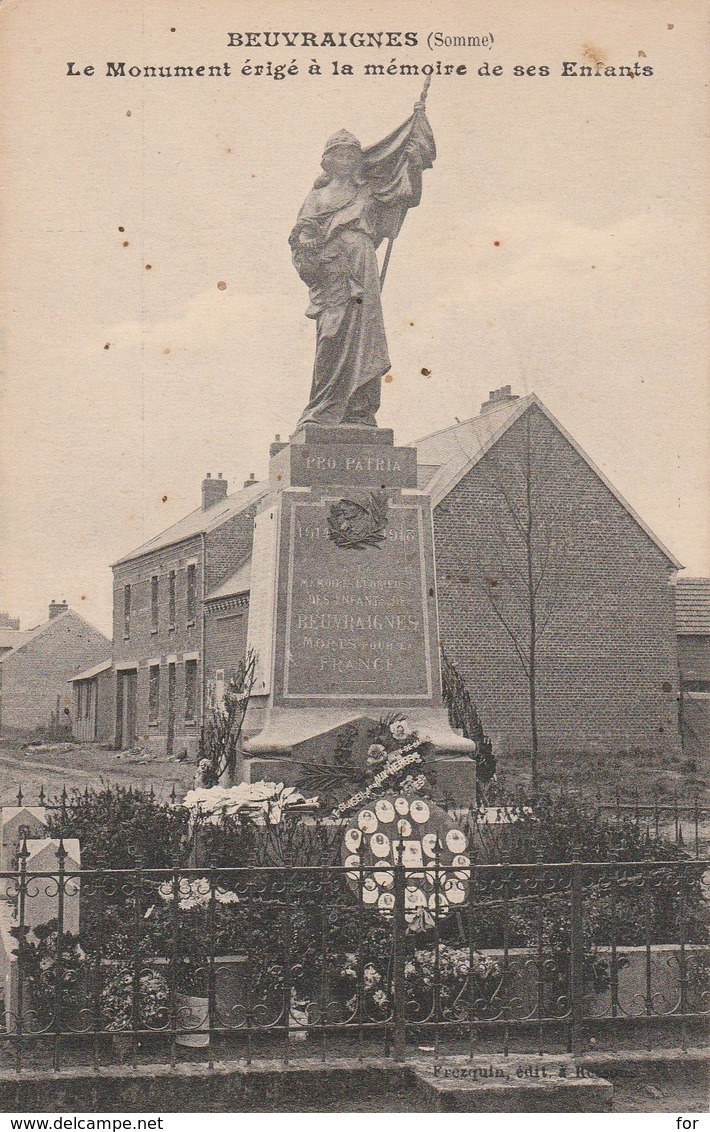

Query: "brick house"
left=0, top=603, right=110, bottom=736
left=0, top=629, right=30, bottom=658
left=109, top=390, right=684, bottom=758
left=0, top=612, right=25, bottom=658
left=415, top=389, right=682, bottom=755
left=203, top=557, right=251, bottom=713
left=110, top=473, right=266, bottom=757
left=675, top=577, right=710, bottom=759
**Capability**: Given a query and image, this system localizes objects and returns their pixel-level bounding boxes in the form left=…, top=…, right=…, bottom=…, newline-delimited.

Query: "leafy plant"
left=10, top=920, right=85, bottom=1030
left=441, top=650, right=495, bottom=790
left=45, top=786, right=190, bottom=869
left=199, top=649, right=257, bottom=784
left=99, top=964, right=170, bottom=1032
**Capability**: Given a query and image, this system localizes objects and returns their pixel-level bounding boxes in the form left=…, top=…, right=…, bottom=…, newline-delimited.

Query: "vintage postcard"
left=0, top=0, right=707, bottom=1120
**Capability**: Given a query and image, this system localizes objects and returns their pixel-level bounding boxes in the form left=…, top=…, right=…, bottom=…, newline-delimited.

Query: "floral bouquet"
left=296, top=714, right=435, bottom=819
left=182, top=781, right=318, bottom=826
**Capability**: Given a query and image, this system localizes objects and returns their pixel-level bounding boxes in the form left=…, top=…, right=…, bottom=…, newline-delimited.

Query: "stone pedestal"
left=24, top=839, right=81, bottom=938
left=241, top=426, right=476, bottom=799
left=411, top=1056, right=613, bottom=1112
left=1, top=807, right=47, bottom=873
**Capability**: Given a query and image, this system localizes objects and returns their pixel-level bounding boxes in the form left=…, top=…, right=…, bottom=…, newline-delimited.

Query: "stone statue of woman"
left=290, top=92, right=436, bottom=430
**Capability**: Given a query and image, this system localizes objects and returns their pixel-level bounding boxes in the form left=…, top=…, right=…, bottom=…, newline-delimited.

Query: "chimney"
left=201, top=472, right=228, bottom=511
left=480, top=384, right=520, bottom=415
left=269, top=433, right=287, bottom=458
left=49, top=600, right=68, bottom=620
left=243, top=471, right=257, bottom=489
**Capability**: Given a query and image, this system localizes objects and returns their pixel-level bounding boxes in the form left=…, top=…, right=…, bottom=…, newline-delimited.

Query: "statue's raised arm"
left=290, top=90, right=436, bottom=430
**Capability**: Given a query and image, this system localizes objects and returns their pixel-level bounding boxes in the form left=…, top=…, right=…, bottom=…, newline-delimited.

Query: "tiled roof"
left=0, top=629, right=30, bottom=651
left=675, top=578, right=710, bottom=635
left=112, top=479, right=269, bottom=566
left=0, top=611, right=71, bottom=662
left=0, top=609, right=109, bottom=663
left=69, top=658, right=113, bottom=682
left=411, top=393, right=682, bottom=568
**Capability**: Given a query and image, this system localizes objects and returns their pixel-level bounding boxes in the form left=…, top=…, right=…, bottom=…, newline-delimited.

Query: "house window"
left=123, top=584, right=131, bottom=638
left=168, top=570, right=176, bottom=630
left=184, top=659, right=197, bottom=721
left=151, top=575, right=159, bottom=633
left=214, top=668, right=225, bottom=713
left=186, top=564, right=197, bottom=625
left=149, top=664, right=160, bottom=723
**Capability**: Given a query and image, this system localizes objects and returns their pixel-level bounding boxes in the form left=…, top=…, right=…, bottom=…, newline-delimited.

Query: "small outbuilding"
left=69, top=658, right=114, bottom=743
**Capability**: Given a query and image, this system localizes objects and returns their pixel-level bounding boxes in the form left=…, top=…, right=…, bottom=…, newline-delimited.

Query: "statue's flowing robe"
left=290, top=111, right=436, bottom=428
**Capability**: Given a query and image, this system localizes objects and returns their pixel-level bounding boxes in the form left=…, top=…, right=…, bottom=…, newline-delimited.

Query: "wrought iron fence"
left=0, top=845, right=707, bottom=1073
left=595, top=789, right=709, bottom=859
left=8, top=783, right=182, bottom=811
left=8, top=783, right=710, bottom=857
left=437, top=788, right=710, bottom=860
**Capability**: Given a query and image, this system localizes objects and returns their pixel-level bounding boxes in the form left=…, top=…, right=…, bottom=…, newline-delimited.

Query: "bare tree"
left=470, top=406, right=587, bottom=790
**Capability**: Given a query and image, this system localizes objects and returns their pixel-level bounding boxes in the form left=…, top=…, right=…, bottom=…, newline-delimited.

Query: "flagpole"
left=379, top=75, right=433, bottom=291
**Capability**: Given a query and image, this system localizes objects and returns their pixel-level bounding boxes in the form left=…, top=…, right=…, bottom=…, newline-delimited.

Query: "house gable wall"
left=0, top=613, right=109, bottom=734
left=432, top=404, right=681, bottom=755
left=205, top=506, right=258, bottom=593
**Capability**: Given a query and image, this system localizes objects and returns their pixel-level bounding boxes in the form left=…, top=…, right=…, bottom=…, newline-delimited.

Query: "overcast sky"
left=1, top=0, right=708, bottom=637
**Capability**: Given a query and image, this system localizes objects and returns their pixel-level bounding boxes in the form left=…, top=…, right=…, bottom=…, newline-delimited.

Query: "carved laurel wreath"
left=327, top=490, right=389, bottom=550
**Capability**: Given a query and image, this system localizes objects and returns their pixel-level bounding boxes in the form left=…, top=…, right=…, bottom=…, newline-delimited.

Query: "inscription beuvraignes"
left=283, top=498, right=433, bottom=699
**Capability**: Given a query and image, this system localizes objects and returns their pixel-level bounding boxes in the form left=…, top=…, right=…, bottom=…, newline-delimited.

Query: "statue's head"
left=323, top=128, right=361, bottom=156
left=318, top=129, right=364, bottom=183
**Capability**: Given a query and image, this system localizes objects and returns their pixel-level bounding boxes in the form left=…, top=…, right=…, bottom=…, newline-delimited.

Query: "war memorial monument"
left=239, top=85, right=477, bottom=796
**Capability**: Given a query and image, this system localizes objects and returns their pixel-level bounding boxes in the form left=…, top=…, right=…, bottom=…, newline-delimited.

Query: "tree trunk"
left=525, top=417, right=540, bottom=792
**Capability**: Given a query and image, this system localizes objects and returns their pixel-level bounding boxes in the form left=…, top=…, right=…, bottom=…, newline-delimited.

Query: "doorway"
left=116, top=669, right=137, bottom=749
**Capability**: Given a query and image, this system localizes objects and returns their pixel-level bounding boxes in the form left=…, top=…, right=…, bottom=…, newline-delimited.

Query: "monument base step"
left=410, top=1055, right=614, bottom=1112
left=291, top=424, right=394, bottom=447
left=239, top=705, right=476, bottom=800
left=239, top=754, right=477, bottom=802
left=242, top=704, right=475, bottom=756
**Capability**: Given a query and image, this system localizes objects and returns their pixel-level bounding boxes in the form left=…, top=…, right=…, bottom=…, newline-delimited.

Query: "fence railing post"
left=392, top=839, right=406, bottom=1062
left=569, top=846, right=584, bottom=1055
left=694, top=793, right=700, bottom=859
left=15, top=834, right=29, bottom=1075
left=52, top=838, right=68, bottom=1072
